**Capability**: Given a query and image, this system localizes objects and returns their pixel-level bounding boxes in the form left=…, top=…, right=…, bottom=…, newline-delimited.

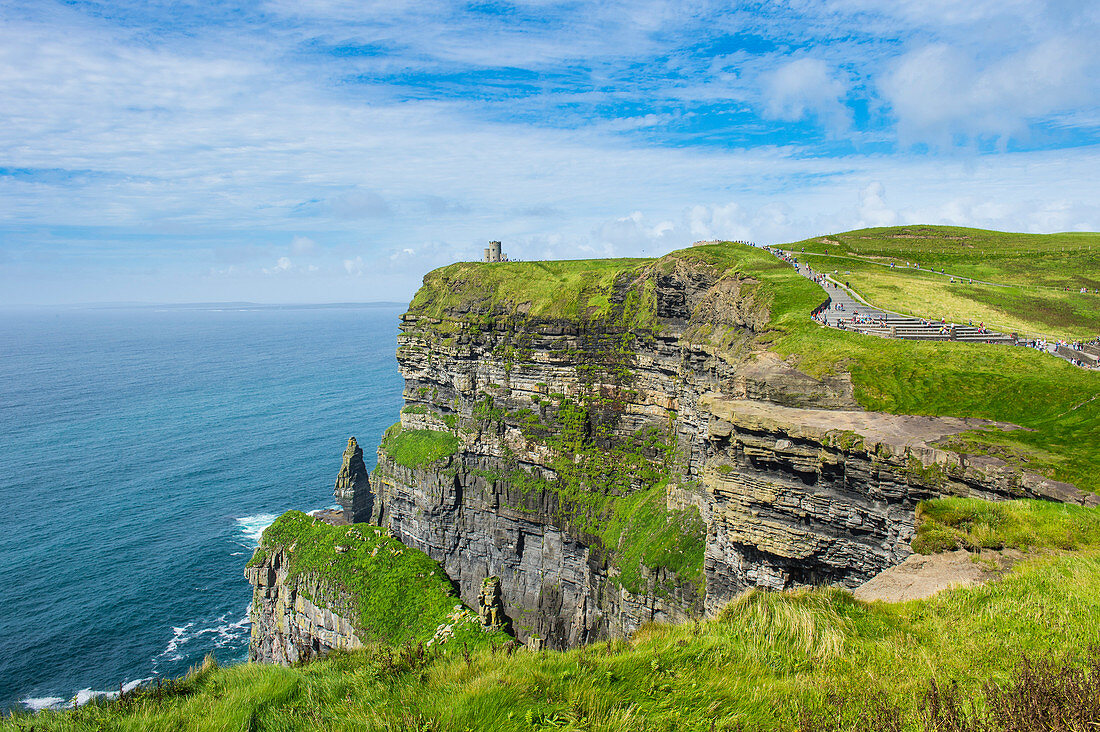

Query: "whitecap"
left=234, top=513, right=278, bottom=547
left=24, top=678, right=153, bottom=711
left=156, top=622, right=194, bottom=663
left=153, top=605, right=251, bottom=667
left=21, top=696, right=65, bottom=711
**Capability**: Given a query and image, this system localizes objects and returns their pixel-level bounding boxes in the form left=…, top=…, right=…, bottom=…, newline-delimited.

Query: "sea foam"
left=234, top=513, right=279, bottom=547
left=21, top=696, right=65, bottom=711
left=22, top=678, right=150, bottom=711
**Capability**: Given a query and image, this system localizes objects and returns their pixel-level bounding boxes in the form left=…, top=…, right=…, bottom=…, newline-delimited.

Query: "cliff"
left=358, top=245, right=1097, bottom=649
left=246, top=511, right=508, bottom=664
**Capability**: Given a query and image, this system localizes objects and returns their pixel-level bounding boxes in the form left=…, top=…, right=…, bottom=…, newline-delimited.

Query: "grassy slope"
left=408, top=257, right=653, bottom=322
left=790, top=225, right=1100, bottom=339
left=378, top=423, right=460, bottom=468
left=913, top=497, right=1100, bottom=553
left=248, top=511, right=507, bottom=650
left=14, top=499, right=1100, bottom=730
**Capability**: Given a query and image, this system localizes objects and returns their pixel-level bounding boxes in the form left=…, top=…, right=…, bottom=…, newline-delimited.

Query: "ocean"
left=0, top=304, right=405, bottom=711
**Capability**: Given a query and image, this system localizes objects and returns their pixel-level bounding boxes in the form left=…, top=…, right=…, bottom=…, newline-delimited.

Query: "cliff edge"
left=349, top=242, right=1097, bottom=649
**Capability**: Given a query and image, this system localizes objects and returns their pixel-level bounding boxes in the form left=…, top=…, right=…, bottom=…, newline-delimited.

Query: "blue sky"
left=1, top=0, right=1098, bottom=304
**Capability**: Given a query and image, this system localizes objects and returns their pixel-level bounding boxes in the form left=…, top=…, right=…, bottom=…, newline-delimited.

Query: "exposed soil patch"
left=854, top=549, right=1021, bottom=603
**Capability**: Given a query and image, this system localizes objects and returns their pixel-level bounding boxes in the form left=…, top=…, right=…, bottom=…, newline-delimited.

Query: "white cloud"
left=343, top=256, right=365, bottom=275
left=593, top=211, right=677, bottom=255
left=290, top=236, right=316, bottom=255
left=857, top=182, right=898, bottom=227
left=762, top=58, right=851, bottom=132
left=262, top=256, right=294, bottom=274
left=881, top=38, right=1098, bottom=146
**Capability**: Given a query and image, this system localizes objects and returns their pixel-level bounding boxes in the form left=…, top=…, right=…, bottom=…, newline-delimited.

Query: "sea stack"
left=334, top=437, right=372, bottom=523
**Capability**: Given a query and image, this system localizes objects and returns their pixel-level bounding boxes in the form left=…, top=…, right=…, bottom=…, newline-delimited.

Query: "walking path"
left=767, top=249, right=1099, bottom=370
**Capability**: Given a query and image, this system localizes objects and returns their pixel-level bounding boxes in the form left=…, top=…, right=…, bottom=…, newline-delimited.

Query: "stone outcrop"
left=697, top=394, right=1095, bottom=612
left=346, top=254, right=1094, bottom=651
left=246, top=548, right=363, bottom=664
left=477, top=576, right=508, bottom=631
left=334, top=437, right=372, bottom=523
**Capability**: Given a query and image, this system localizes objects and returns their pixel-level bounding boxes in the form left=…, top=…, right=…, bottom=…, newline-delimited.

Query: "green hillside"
left=790, top=225, right=1100, bottom=339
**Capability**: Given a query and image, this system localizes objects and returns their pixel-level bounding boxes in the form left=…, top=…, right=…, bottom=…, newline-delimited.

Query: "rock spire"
left=334, top=436, right=372, bottom=523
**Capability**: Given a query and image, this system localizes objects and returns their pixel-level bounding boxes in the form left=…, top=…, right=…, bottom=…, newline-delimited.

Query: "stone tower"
left=483, top=240, right=502, bottom=262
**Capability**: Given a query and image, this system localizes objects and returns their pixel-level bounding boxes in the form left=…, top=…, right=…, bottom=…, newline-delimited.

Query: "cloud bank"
left=0, top=0, right=1096, bottom=304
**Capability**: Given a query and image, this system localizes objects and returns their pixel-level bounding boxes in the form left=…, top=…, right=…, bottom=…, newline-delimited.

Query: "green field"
left=794, top=225, right=1100, bottom=289
left=409, top=257, right=653, bottom=322
left=790, top=226, right=1100, bottom=340
left=12, top=499, right=1100, bottom=730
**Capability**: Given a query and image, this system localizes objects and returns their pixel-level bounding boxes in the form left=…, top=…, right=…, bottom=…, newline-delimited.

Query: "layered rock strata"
left=246, top=549, right=363, bottom=664
left=353, top=255, right=1093, bottom=650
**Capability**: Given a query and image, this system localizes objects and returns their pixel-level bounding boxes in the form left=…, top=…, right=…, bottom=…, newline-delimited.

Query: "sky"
left=1, top=0, right=1098, bottom=305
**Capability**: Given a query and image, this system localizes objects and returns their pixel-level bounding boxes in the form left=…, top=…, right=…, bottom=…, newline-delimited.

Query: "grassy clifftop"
left=405, top=229, right=1099, bottom=492
left=12, top=499, right=1100, bottom=730
left=794, top=225, right=1100, bottom=290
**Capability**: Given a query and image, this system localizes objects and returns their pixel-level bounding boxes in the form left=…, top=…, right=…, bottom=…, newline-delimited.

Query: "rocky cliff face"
left=246, top=548, right=363, bottom=664
left=353, top=253, right=1093, bottom=650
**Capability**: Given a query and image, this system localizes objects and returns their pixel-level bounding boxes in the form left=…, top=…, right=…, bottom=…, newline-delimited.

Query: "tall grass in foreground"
left=8, top=549, right=1100, bottom=731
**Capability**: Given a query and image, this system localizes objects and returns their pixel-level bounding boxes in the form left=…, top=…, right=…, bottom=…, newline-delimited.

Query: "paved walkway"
left=769, top=250, right=1099, bottom=369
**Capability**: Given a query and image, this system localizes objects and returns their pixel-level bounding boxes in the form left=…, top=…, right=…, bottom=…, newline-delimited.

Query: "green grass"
left=797, top=250, right=1100, bottom=339
left=595, top=483, right=706, bottom=595
left=912, top=497, right=1100, bottom=554
left=793, top=225, right=1100, bottom=290
left=408, top=258, right=653, bottom=322
left=378, top=423, right=460, bottom=468
left=248, top=511, right=508, bottom=650
left=15, top=545, right=1100, bottom=730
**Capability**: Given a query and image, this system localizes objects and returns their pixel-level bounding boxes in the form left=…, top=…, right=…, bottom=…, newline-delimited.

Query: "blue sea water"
left=0, top=304, right=405, bottom=711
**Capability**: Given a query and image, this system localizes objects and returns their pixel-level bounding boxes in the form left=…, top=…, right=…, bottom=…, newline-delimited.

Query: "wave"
left=22, top=678, right=150, bottom=711
left=157, top=622, right=195, bottom=663
left=234, top=513, right=279, bottom=547
left=153, top=605, right=251, bottom=668
left=21, top=696, right=64, bottom=711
